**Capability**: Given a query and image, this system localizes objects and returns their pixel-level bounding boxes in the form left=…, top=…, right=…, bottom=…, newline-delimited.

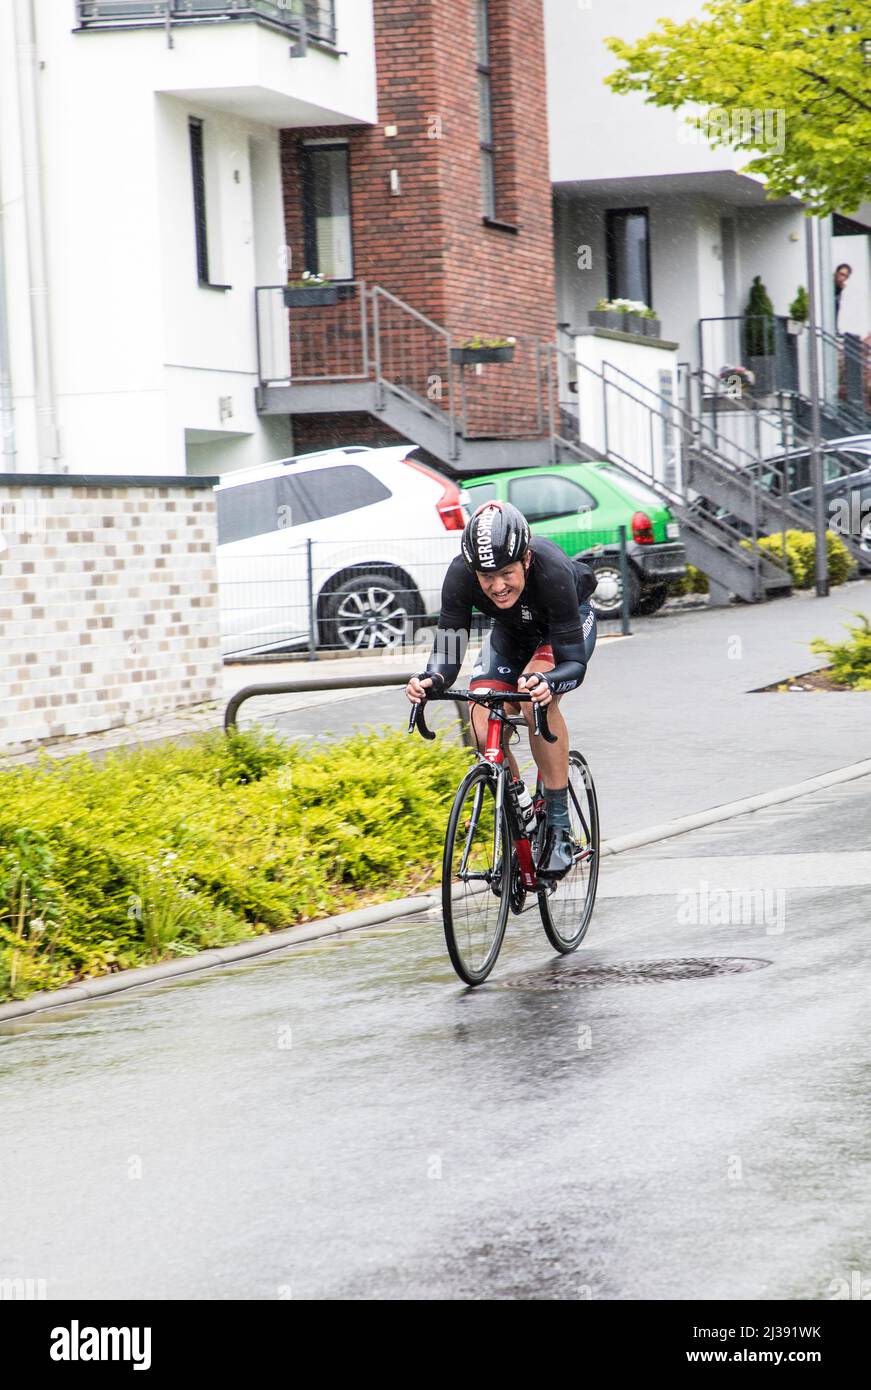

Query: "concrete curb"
left=2, top=755, right=870, bottom=1024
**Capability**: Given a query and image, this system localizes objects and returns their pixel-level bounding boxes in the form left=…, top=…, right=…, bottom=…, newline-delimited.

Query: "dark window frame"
left=605, top=206, right=652, bottom=306
left=189, top=117, right=231, bottom=291
left=476, top=0, right=496, bottom=222
left=189, top=117, right=210, bottom=285
left=300, top=140, right=354, bottom=282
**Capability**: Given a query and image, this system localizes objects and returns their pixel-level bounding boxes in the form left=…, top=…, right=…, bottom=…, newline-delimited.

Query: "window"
left=508, top=474, right=597, bottom=523
left=189, top=118, right=210, bottom=285
left=606, top=208, right=651, bottom=306
left=476, top=0, right=495, bottom=220
left=464, top=482, right=499, bottom=511
left=217, top=466, right=391, bottom=544
left=601, top=466, right=663, bottom=511
left=301, top=143, right=353, bottom=280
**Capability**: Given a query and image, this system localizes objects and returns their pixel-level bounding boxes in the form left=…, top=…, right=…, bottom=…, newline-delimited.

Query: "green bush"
left=668, top=564, right=709, bottom=596
left=0, top=727, right=470, bottom=1002
left=742, top=530, right=855, bottom=588
left=810, top=612, right=871, bottom=690
left=743, top=275, right=775, bottom=358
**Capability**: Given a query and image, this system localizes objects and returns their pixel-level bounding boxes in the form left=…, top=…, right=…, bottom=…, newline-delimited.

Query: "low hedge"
left=670, top=530, right=855, bottom=598
left=810, top=612, right=871, bottom=690
left=0, top=727, right=471, bottom=1002
left=742, top=529, right=855, bottom=588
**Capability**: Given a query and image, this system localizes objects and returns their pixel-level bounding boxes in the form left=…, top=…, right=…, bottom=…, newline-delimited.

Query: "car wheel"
left=584, top=556, right=640, bottom=620
left=634, top=582, right=670, bottom=616
left=321, top=572, right=423, bottom=651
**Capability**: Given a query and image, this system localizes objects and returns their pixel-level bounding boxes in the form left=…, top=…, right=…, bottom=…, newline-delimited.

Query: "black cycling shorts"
left=470, top=602, right=597, bottom=692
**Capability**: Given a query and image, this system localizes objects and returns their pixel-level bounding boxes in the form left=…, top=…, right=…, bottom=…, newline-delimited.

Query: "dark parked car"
left=721, top=437, right=871, bottom=553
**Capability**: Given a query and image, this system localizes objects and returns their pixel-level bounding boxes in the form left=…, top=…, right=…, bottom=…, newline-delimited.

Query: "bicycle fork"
left=481, top=708, right=539, bottom=893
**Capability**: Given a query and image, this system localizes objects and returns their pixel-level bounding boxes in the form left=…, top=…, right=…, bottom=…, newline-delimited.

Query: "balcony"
left=75, top=1, right=337, bottom=48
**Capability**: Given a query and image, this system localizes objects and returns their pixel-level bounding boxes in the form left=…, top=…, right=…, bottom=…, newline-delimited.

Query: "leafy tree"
left=605, top=0, right=871, bottom=214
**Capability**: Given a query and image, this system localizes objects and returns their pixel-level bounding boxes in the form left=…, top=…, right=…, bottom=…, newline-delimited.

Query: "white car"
left=216, top=445, right=468, bottom=656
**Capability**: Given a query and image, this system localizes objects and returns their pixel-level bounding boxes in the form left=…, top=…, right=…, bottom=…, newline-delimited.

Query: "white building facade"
left=0, top=0, right=377, bottom=477
left=544, top=0, right=869, bottom=384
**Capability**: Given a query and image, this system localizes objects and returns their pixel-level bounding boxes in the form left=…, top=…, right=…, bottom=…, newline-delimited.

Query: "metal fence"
left=218, top=533, right=628, bottom=662
left=75, top=0, right=337, bottom=44
left=255, top=282, right=370, bottom=386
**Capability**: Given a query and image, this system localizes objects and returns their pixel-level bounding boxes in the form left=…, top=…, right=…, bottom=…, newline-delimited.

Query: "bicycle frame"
left=410, top=689, right=556, bottom=893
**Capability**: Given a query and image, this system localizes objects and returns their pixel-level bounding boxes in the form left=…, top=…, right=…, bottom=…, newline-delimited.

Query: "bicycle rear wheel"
left=442, top=764, right=511, bottom=985
left=537, top=751, right=599, bottom=953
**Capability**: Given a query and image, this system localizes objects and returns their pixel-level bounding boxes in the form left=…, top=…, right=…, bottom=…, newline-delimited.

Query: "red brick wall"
left=280, top=0, right=555, bottom=443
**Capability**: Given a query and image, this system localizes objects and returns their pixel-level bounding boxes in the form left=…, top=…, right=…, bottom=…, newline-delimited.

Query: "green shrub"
left=668, top=564, right=709, bottom=596
left=741, top=530, right=855, bottom=588
left=810, top=612, right=871, bottom=690
left=0, top=727, right=470, bottom=1001
left=743, top=275, right=775, bottom=357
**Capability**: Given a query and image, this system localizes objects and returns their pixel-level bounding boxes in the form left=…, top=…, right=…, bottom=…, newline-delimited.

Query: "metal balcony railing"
left=75, top=1, right=337, bottom=46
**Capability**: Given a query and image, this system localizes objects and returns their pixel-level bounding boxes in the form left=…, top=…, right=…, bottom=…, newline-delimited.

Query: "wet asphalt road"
left=1, top=775, right=870, bottom=1301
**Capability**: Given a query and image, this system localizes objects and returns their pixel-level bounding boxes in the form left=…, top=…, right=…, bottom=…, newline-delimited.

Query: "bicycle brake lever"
left=533, top=701, right=558, bottom=744
left=408, top=699, right=436, bottom=740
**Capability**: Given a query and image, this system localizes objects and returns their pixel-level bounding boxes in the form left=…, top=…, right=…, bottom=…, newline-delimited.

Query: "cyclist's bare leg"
left=469, top=698, right=521, bottom=779
left=517, top=657, right=570, bottom=791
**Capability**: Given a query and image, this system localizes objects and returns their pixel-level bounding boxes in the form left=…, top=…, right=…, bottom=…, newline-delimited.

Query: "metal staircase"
left=685, top=367, right=870, bottom=574
left=550, top=350, right=792, bottom=604
left=254, top=284, right=865, bottom=604
left=255, top=281, right=553, bottom=473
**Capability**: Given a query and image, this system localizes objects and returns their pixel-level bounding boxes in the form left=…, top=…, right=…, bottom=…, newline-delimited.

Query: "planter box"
left=748, top=356, right=775, bottom=394
left=624, top=313, right=647, bottom=336
left=642, top=318, right=662, bottom=338
left=283, top=285, right=339, bottom=308
left=588, top=310, right=621, bottom=331
left=450, top=345, right=515, bottom=365
left=785, top=319, right=805, bottom=336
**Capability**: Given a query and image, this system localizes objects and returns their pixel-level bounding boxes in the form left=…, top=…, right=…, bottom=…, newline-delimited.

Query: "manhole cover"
left=495, top=957, right=771, bottom=990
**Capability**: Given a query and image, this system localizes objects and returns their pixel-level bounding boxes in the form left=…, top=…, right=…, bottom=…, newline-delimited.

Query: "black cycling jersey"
left=425, top=537, right=598, bottom=694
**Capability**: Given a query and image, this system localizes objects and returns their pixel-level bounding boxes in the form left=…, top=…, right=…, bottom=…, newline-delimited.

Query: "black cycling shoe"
left=536, top=826, right=575, bottom=881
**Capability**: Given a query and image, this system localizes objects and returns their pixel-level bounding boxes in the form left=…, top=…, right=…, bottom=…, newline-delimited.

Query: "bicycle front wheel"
left=537, top=750, right=599, bottom=953
left=442, top=764, right=511, bottom=985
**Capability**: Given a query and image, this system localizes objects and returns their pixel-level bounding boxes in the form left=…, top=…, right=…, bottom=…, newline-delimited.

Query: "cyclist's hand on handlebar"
left=406, top=675, right=433, bottom=705
left=518, top=672, right=553, bottom=707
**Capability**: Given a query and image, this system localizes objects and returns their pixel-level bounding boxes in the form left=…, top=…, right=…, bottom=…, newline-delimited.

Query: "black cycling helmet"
left=461, top=500, right=530, bottom=571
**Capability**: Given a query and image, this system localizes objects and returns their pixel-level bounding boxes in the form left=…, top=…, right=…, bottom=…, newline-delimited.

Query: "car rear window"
left=464, top=482, right=499, bottom=511
left=601, top=466, right=665, bottom=511
left=218, top=465, right=391, bottom=544
left=508, top=473, right=596, bottom=521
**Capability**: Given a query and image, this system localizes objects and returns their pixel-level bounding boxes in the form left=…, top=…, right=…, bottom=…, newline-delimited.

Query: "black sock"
left=543, top=786, right=570, bottom=831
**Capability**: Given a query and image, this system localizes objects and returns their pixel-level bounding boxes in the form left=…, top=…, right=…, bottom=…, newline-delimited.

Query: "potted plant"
left=450, top=335, right=516, bottom=365
left=786, top=286, right=809, bottom=335
left=588, top=298, right=659, bottom=335
left=588, top=298, right=622, bottom=330
left=743, top=275, right=776, bottom=392
left=613, top=298, right=649, bottom=335
left=283, top=271, right=339, bottom=308
left=717, top=364, right=755, bottom=398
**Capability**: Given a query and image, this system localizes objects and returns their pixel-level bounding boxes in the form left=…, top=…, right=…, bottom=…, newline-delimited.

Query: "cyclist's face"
left=476, top=558, right=528, bottom=607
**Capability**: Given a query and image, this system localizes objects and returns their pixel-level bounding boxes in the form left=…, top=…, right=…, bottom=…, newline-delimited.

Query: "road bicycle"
left=408, top=689, right=599, bottom=985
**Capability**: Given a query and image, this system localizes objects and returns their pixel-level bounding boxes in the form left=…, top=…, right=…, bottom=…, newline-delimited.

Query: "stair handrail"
left=370, top=284, right=457, bottom=457
left=562, top=355, right=790, bottom=594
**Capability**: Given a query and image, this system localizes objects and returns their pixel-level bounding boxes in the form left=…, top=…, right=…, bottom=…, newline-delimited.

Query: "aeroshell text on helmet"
left=476, top=507, right=497, bottom=567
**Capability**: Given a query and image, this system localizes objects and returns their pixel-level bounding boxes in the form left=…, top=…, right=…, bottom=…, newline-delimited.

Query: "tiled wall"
left=0, top=478, right=222, bottom=754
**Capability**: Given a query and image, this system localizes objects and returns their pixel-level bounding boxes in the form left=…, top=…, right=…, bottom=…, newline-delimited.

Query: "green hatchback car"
left=463, top=461, right=687, bottom=618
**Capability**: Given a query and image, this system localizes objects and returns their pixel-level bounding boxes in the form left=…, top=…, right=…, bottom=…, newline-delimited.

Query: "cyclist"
left=406, top=500, right=598, bottom=880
